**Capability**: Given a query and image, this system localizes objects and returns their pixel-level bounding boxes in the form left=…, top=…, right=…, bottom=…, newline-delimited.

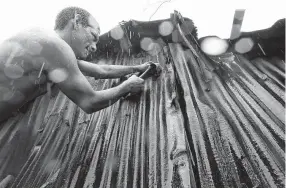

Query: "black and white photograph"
left=0, top=0, right=285, bottom=187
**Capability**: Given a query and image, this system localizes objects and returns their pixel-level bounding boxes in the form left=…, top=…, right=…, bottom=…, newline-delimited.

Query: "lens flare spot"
left=234, top=38, right=254, bottom=54
left=6, top=41, right=25, bottom=57
left=4, top=64, right=24, bottom=79
left=159, top=21, right=174, bottom=36
left=0, top=86, right=13, bottom=101
left=26, top=40, right=43, bottom=55
left=147, top=42, right=161, bottom=56
left=48, top=68, right=68, bottom=83
left=140, top=37, right=154, bottom=51
left=110, top=25, right=124, bottom=40
left=201, top=37, right=229, bottom=56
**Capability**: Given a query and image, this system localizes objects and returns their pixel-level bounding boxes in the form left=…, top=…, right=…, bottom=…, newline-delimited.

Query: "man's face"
left=70, top=15, right=100, bottom=59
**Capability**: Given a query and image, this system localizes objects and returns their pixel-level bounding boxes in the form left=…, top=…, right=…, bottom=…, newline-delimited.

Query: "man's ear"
left=73, top=11, right=82, bottom=30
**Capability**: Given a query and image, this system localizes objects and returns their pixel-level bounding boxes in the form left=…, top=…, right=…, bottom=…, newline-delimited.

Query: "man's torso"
left=0, top=28, right=65, bottom=122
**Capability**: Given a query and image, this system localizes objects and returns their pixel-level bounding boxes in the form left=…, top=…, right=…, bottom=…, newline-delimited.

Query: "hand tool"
left=123, top=61, right=158, bottom=100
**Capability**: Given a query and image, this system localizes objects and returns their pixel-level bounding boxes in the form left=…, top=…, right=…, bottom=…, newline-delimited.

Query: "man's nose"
left=89, top=43, right=97, bottom=52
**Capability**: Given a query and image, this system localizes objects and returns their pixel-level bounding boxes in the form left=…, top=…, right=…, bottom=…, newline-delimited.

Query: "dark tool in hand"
left=123, top=61, right=158, bottom=100
left=138, top=61, right=157, bottom=79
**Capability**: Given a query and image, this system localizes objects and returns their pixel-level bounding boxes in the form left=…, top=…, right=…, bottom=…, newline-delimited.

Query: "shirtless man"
left=0, top=7, right=152, bottom=122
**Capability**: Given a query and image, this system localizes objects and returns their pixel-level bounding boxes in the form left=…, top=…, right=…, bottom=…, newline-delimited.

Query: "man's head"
left=54, top=7, right=100, bottom=59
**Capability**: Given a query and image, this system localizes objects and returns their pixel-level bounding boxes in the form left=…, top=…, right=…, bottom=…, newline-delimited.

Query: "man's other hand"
left=140, top=62, right=162, bottom=75
left=125, top=75, right=144, bottom=95
left=154, top=63, right=162, bottom=77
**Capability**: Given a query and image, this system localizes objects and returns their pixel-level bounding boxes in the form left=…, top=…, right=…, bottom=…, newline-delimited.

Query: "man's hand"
left=138, top=62, right=150, bottom=72
left=154, top=63, right=162, bottom=77
left=139, top=62, right=162, bottom=75
left=78, top=60, right=162, bottom=80
left=124, top=75, right=144, bottom=95
left=138, top=62, right=154, bottom=72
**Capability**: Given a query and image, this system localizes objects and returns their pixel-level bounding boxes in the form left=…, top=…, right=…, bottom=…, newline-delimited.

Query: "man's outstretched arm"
left=57, top=71, right=143, bottom=113
left=47, top=40, right=144, bottom=113
left=78, top=60, right=149, bottom=79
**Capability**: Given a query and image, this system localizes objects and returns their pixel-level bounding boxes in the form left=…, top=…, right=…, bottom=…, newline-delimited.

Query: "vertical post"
left=230, top=9, right=245, bottom=40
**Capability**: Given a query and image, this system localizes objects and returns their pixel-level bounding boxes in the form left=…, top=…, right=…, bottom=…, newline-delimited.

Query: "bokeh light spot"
left=26, top=40, right=43, bottom=55
left=234, top=38, right=254, bottom=54
left=159, top=21, right=174, bottom=36
left=201, top=37, right=229, bottom=56
left=48, top=68, right=68, bottom=83
left=4, top=64, right=24, bottom=79
left=147, top=42, right=162, bottom=56
left=110, top=25, right=124, bottom=40
left=140, top=37, right=154, bottom=51
left=0, top=86, right=13, bottom=101
left=6, top=41, right=25, bottom=57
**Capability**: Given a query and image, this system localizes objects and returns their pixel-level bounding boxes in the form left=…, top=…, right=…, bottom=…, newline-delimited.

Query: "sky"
left=0, top=0, right=285, bottom=42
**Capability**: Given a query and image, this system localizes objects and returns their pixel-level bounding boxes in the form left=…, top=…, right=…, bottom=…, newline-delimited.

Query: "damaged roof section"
left=0, top=13, right=285, bottom=188
left=88, top=11, right=198, bottom=60
left=229, top=18, right=285, bottom=60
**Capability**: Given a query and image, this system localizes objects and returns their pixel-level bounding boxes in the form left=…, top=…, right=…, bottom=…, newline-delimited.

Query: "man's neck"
left=55, top=30, right=67, bottom=41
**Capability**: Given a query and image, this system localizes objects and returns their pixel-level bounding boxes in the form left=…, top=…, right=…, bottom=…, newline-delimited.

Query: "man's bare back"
left=0, top=29, right=69, bottom=121
left=0, top=28, right=149, bottom=122
left=0, top=7, right=153, bottom=123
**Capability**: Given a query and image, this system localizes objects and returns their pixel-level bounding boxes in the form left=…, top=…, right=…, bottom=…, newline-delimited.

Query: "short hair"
left=54, top=6, right=91, bottom=30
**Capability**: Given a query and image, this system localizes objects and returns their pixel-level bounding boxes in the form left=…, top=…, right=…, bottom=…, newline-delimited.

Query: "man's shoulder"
left=4, top=28, right=70, bottom=52
left=5, top=28, right=52, bottom=42
left=0, top=28, right=76, bottom=70
left=7, top=28, right=74, bottom=57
